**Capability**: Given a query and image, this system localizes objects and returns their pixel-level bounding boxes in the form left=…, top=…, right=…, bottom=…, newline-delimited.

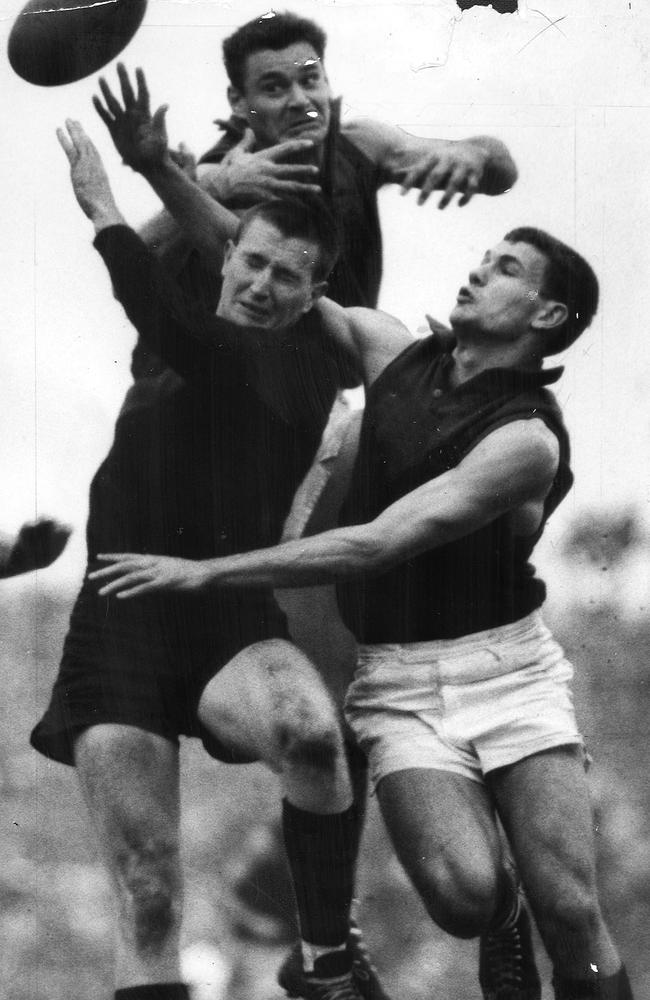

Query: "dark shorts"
left=30, top=566, right=290, bottom=766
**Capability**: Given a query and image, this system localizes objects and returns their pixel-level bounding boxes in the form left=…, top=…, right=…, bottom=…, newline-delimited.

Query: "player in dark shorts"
left=32, top=89, right=376, bottom=1000
left=96, top=230, right=634, bottom=1000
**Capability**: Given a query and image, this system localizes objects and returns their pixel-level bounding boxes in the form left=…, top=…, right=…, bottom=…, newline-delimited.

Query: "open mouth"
left=456, top=287, right=474, bottom=304
left=286, top=114, right=320, bottom=133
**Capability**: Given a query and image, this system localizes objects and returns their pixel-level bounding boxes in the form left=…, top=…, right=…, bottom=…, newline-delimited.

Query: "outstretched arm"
left=136, top=134, right=323, bottom=255
left=89, top=419, right=558, bottom=597
left=93, top=64, right=239, bottom=263
left=345, top=118, right=517, bottom=208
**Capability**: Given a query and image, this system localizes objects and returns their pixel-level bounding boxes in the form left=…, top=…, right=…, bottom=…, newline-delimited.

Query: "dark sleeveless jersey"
left=337, top=335, right=573, bottom=643
left=91, top=226, right=354, bottom=559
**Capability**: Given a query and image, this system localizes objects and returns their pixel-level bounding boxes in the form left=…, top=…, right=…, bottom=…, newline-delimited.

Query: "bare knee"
left=270, top=652, right=342, bottom=772
left=200, top=639, right=345, bottom=773
left=114, top=831, right=182, bottom=956
left=277, top=709, right=342, bottom=773
left=417, top=858, right=499, bottom=938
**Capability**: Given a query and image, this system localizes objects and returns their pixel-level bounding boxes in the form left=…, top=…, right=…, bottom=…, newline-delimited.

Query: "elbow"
left=350, top=526, right=393, bottom=576
left=353, top=523, right=416, bottom=576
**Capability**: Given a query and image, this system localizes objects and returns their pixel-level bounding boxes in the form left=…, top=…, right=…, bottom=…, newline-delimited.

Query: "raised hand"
left=89, top=553, right=212, bottom=599
left=399, top=141, right=488, bottom=209
left=201, top=127, right=322, bottom=203
left=1, top=517, right=71, bottom=578
left=94, top=63, right=169, bottom=173
left=57, top=119, right=120, bottom=223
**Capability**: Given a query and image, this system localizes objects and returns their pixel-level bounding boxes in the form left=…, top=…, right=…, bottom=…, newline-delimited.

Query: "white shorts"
left=343, top=611, right=583, bottom=788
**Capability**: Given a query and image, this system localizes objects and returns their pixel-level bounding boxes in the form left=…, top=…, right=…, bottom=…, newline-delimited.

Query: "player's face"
left=450, top=241, right=552, bottom=340
left=230, top=42, right=332, bottom=147
left=218, top=217, right=324, bottom=331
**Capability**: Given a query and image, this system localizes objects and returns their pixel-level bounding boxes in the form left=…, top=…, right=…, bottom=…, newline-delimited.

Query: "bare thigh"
left=377, top=768, right=506, bottom=938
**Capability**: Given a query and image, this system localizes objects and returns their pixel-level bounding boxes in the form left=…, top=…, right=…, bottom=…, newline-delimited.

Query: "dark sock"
left=114, top=985, right=190, bottom=1000
left=346, top=740, right=369, bottom=842
left=553, top=965, right=633, bottom=1000
left=282, top=798, right=361, bottom=946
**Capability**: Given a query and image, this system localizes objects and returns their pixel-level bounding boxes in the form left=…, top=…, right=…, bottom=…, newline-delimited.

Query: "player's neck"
left=450, top=336, right=542, bottom=386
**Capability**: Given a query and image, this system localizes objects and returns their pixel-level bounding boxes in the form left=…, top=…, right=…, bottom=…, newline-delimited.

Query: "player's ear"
left=308, top=281, right=328, bottom=309
left=222, top=239, right=235, bottom=275
left=532, top=299, right=568, bottom=332
left=228, top=85, right=247, bottom=118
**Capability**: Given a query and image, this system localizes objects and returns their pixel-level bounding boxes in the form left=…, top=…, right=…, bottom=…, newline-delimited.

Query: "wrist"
left=89, top=201, right=126, bottom=233
left=137, top=150, right=177, bottom=180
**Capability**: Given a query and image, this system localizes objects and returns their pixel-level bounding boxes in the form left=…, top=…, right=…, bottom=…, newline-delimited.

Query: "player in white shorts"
left=96, top=224, right=634, bottom=1000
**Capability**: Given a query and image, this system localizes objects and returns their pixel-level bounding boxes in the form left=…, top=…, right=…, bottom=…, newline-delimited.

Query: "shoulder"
left=475, top=418, right=560, bottom=480
left=346, top=307, right=413, bottom=351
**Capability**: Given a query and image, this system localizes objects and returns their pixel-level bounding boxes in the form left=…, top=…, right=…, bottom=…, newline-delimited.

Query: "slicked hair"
left=505, top=227, right=599, bottom=355
left=235, top=197, right=340, bottom=283
left=223, top=11, right=327, bottom=92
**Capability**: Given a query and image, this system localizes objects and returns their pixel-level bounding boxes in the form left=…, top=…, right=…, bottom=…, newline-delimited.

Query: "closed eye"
left=244, top=253, right=267, bottom=270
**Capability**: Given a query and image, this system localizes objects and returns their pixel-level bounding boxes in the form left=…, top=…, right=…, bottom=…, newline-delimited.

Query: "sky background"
left=1, top=0, right=649, bottom=595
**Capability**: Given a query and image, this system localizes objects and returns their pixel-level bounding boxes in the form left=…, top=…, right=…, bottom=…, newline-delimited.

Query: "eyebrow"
left=257, top=59, right=322, bottom=80
left=257, top=70, right=291, bottom=83
left=482, top=250, right=523, bottom=269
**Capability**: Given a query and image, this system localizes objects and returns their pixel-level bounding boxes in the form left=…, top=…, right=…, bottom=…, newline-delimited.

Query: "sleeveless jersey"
left=337, top=335, right=573, bottom=643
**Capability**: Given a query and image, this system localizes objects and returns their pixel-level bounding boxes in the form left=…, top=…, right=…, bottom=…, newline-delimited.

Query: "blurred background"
left=1, top=0, right=649, bottom=997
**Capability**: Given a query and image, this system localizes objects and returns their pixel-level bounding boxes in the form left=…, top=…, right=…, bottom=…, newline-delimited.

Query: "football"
left=8, top=0, right=148, bottom=87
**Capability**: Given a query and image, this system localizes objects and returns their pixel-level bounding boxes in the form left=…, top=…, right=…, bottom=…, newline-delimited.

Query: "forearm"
left=138, top=155, right=238, bottom=259
left=203, top=524, right=386, bottom=590
left=201, top=502, right=470, bottom=591
left=82, top=187, right=126, bottom=234
left=136, top=166, right=235, bottom=255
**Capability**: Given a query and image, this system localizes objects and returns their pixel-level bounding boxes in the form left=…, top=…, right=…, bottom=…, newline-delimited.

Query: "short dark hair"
left=505, top=227, right=599, bottom=355
left=235, top=197, right=339, bottom=283
left=223, top=12, right=327, bottom=92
